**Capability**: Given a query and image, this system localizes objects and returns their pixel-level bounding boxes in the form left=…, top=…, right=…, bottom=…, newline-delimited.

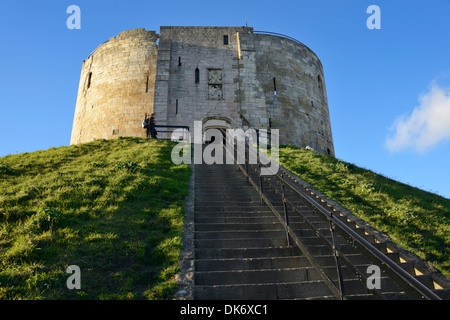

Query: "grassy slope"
left=279, top=145, right=450, bottom=277
left=1, top=139, right=448, bottom=299
left=0, top=137, right=190, bottom=300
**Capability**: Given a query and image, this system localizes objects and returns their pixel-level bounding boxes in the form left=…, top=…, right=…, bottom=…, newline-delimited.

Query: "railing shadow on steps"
left=216, top=128, right=443, bottom=301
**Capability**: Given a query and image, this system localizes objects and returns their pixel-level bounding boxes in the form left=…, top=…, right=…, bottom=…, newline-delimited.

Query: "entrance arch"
left=202, top=116, right=232, bottom=130
left=202, top=116, right=232, bottom=143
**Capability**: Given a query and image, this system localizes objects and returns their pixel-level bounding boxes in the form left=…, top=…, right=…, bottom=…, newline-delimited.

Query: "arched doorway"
left=202, top=116, right=232, bottom=143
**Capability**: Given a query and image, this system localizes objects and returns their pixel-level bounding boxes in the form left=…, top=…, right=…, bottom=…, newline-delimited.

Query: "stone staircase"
left=193, top=162, right=335, bottom=299
left=192, top=158, right=450, bottom=300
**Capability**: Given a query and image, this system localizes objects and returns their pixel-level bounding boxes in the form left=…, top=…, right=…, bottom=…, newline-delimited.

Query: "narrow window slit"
left=195, top=68, right=200, bottom=84
left=87, top=72, right=92, bottom=89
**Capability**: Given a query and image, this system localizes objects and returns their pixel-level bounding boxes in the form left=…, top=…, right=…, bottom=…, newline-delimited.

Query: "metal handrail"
left=146, top=124, right=190, bottom=141
left=267, top=174, right=384, bottom=300
left=87, top=40, right=109, bottom=59
left=153, top=125, right=190, bottom=130
left=252, top=30, right=322, bottom=65
left=238, top=114, right=272, bottom=147
left=253, top=30, right=307, bottom=47
left=219, top=128, right=345, bottom=299
left=250, top=166, right=347, bottom=299
left=219, top=128, right=442, bottom=300
left=278, top=170, right=442, bottom=300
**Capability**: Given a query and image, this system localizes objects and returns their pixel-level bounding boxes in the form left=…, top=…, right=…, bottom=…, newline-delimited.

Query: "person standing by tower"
left=149, top=113, right=157, bottom=139
left=143, top=113, right=150, bottom=137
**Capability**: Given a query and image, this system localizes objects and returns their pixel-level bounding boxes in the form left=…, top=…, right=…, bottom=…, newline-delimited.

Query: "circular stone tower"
left=70, top=27, right=335, bottom=157
left=70, top=29, right=158, bottom=144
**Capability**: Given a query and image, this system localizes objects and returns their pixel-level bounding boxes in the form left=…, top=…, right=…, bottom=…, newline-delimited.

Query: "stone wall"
left=70, top=29, right=158, bottom=144
left=153, top=26, right=253, bottom=138
left=238, top=32, right=335, bottom=156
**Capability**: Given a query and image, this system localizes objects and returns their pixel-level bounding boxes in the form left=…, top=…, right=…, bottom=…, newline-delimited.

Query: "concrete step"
left=194, top=182, right=251, bottom=187
left=195, top=256, right=310, bottom=271
left=194, top=237, right=288, bottom=249
left=195, top=222, right=283, bottom=232
left=434, top=288, right=450, bottom=299
left=195, top=229, right=286, bottom=240
left=195, top=247, right=302, bottom=260
left=194, top=195, right=258, bottom=202
left=194, top=211, right=274, bottom=218
left=194, top=254, right=369, bottom=272
left=194, top=205, right=281, bottom=213
left=194, top=191, right=258, bottom=198
left=193, top=281, right=333, bottom=300
left=195, top=216, right=279, bottom=224
left=194, top=199, right=266, bottom=205
left=195, top=267, right=322, bottom=286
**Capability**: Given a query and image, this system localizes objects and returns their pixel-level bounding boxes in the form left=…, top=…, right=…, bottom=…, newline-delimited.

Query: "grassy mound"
left=0, top=137, right=190, bottom=299
left=279, top=146, right=450, bottom=277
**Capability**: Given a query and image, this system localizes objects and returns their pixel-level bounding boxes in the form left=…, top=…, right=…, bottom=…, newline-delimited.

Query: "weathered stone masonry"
left=71, top=26, right=335, bottom=157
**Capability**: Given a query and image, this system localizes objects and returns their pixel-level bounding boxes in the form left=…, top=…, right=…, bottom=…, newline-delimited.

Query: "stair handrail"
left=218, top=128, right=442, bottom=300
left=238, top=113, right=272, bottom=147
left=278, top=171, right=442, bottom=300
left=148, top=124, right=190, bottom=141
left=268, top=156, right=442, bottom=300
left=260, top=172, right=390, bottom=299
left=218, top=128, right=345, bottom=299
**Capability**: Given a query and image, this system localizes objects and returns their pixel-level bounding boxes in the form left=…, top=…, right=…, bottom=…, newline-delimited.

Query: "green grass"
left=2, top=139, right=448, bottom=299
left=0, top=137, right=190, bottom=300
left=279, top=145, right=450, bottom=277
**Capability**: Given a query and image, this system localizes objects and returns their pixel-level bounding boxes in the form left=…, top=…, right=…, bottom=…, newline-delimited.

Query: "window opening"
left=86, top=72, right=92, bottom=89
left=195, top=68, right=200, bottom=84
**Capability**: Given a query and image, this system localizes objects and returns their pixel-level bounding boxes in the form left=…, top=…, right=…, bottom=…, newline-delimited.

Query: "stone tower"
left=70, top=26, right=335, bottom=156
left=70, top=29, right=158, bottom=144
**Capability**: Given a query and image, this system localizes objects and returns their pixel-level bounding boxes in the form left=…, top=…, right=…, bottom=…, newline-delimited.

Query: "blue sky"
left=0, top=0, right=449, bottom=199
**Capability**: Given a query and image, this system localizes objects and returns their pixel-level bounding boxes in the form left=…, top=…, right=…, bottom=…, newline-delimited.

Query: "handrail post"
left=245, top=162, right=249, bottom=184
left=258, top=163, right=264, bottom=205
left=256, top=129, right=260, bottom=151
left=329, top=210, right=345, bottom=299
left=280, top=175, right=291, bottom=247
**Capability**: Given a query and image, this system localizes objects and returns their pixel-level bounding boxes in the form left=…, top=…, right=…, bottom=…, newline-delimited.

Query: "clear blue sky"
left=1, top=0, right=450, bottom=199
